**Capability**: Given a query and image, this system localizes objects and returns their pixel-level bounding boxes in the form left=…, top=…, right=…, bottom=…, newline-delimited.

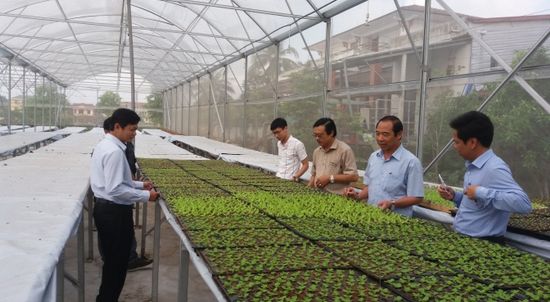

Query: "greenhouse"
left=0, top=0, right=549, bottom=301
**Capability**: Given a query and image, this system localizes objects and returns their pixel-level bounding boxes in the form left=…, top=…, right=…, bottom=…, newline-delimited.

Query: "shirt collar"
left=376, top=144, right=404, bottom=161
left=105, top=133, right=127, bottom=151
left=281, top=135, right=293, bottom=147
left=467, top=149, right=493, bottom=168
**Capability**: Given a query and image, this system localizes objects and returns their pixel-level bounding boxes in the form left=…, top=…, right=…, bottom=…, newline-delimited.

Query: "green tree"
left=97, top=91, right=121, bottom=118
left=144, top=93, right=163, bottom=127
left=22, top=85, right=70, bottom=126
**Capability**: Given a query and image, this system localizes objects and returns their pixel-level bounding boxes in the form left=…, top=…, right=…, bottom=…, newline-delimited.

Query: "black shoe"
left=127, top=257, right=153, bottom=271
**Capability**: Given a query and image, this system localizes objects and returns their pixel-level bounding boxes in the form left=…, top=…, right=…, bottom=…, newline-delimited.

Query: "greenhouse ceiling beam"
left=35, top=59, right=194, bottom=72
left=164, top=0, right=367, bottom=91
left=161, top=0, right=318, bottom=20
left=53, top=0, right=99, bottom=88
left=304, top=0, right=323, bottom=19
left=116, top=0, right=127, bottom=93
left=0, top=43, right=65, bottom=86
left=0, top=33, right=227, bottom=57
left=437, top=0, right=550, bottom=114
left=424, top=10, right=550, bottom=174
left=0, top=12, right=255, bottom=44
left=231, top=0, right=273, bottom=44
left=138, top=1, right=212, bottom=92
left=9, top=48, right=204, bottom=66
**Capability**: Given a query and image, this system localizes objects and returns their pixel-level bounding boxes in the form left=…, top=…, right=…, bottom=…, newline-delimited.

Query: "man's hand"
left=464, top=185, right=479, bottom=200
left=437, top=185, right=455, bottom=201
left=143, top=181, right=154, bottom=190
left=149, top=190, right=159, bottom=201
left=315, top=175, right=330, bottom=188
left=377, top=200, right=392, bottom=210
left=343, top=187, right=357, bottom=198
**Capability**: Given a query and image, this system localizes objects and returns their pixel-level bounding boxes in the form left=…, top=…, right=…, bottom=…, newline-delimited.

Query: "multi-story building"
left=308, top=5, right=550, bottom=144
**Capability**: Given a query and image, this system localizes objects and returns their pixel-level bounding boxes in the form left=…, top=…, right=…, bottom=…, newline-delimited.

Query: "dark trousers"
left=94, top=201, right=134, bottom=302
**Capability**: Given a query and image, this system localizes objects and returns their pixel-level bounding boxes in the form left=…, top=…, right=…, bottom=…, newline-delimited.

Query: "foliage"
left=203, top=243, right=349, bottom=275
left=137, top=158, right=550, bottom=301
left=96, top=90, right=121, bottom=119
left=424, top=48, right=550, bottom=199
left=3, top=85, right=71, bottom=126
left=144, top=93, right=163, bottom=126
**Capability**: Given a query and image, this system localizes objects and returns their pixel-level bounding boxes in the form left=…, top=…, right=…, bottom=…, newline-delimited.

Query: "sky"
left=65, top=0, right=550, bottom=104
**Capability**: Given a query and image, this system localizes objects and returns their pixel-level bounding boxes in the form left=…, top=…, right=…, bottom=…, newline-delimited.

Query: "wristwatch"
left=390, top=200, right=396, bottom=210
left=329, top=175, right=335, bottom=184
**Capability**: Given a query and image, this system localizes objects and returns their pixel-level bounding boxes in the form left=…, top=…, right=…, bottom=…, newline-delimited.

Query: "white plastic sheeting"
left=0, top=132, right=62, bottom=156
left=142, top=129, right=175, bottom=138
left=0, top=130, right=104, bottom=301
left=135, top=132, right=205, bottom=160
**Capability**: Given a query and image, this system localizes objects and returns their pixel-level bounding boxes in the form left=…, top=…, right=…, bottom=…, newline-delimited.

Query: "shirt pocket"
left=383, top=168, right=404, bottom=194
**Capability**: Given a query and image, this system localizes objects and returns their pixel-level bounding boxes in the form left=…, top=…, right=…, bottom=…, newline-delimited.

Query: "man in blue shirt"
left=438, top=111, right=531, bottom=242
left=91, top=108, right=159, bottom=302
left=344, top=115, right=423, bottom=217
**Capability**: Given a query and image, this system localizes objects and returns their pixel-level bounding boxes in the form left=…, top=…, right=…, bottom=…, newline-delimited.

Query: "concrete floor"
left=63, top=202, right=217, bottom=302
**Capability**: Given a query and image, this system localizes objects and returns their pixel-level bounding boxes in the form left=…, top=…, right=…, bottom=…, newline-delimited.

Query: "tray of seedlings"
left=320, top=240, right=452, bottom=281
left=278, top=217, right=374, bottom=241
left=216, top=269, right=405, bottom=302
left=449, top=253, right=550, bottom=289
left=199, top=243, right=351, bottom=275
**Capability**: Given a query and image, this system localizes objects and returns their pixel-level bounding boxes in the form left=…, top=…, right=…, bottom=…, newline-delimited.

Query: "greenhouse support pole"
left=41, top=77, right=45, bottom=131
left=223, top=67, right=227, bottom=142
left=323, top=19, right=331, bottom=117
left=436, top=0, right=550, bottom=114
left=77, top=211, right=85, bottom=302
left=55, top=85, right=62, bottom=127
left=22, top=67, right=26, bottom=131
left=7, top=61, right=11, bottom=134
left=394, top=0, right=422, bottom=64
left=242, top=57, right=248, bottom=147
left=87, top=189, right=94, bottom=260
left=274, top=43, right=280, bottom=119
left=188, top=85, right=191, bottom=134
left=342, top=59, right=354, bottom=116
left=152, top=201, right=161, bottom=302
left=56, top=251, right=64, bottom=302
left=177, top=242, right=190, bottom=302
left=49, top=81, right=53, bottom=128
left=415, top=0, right=431, bottom=162
left=424, top=25, right=550, bottom=173
left=140, top=199, right=148, bottom=258
left=209, top=75, right=224, bottom=138
left=33, top=73, right=37, bottom=130
left=126, top=0, right=136, bottom=110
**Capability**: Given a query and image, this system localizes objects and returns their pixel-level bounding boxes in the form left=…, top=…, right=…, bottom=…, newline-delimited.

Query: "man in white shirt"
left=91, top=108, right=159, bottom=302
left=270, top=118, right=309, bottom=182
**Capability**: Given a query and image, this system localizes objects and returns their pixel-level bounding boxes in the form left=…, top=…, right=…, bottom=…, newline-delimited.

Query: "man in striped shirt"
left=271, top=118, right=309, bottom=182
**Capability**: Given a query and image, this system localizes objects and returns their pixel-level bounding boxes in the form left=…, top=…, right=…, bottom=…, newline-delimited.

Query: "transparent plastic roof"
left=0, top=0, right=362, bottom=94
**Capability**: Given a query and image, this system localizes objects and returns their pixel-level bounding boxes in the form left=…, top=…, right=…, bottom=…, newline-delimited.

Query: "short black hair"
left=450, top=111, right=493, bottom=148
left=111, top=108, right=141, bottom=128
left=313, top=117, right=337, bottom=137
left=270, top=117, right=287, bottom=131
left=102, top=116, right=113, bottom=132
left=376, top=115, right=403, bottom=135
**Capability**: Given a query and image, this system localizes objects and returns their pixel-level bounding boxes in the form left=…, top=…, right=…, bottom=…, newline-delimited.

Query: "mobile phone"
left=438, top=174, right=448, bottom=188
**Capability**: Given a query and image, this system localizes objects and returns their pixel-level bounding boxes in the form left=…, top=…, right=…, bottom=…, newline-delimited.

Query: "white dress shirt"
left=276, top=135, right=308, bottom=180
left=90, top=134, right=149, bottom=205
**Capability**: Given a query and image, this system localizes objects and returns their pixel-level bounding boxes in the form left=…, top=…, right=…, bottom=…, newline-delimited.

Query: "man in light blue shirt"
left=91, top=108, right=159, bottom=302
left=438, top=111, right=531, bottom=241
left=344, top=115, right=423, bottom=217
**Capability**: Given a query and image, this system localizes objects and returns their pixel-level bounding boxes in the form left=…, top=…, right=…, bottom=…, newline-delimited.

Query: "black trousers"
left=94, top=201, right=134, bottom=302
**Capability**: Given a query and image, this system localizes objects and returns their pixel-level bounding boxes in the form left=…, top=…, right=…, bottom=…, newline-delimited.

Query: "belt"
left=95, top=197, right=117, bottom=205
